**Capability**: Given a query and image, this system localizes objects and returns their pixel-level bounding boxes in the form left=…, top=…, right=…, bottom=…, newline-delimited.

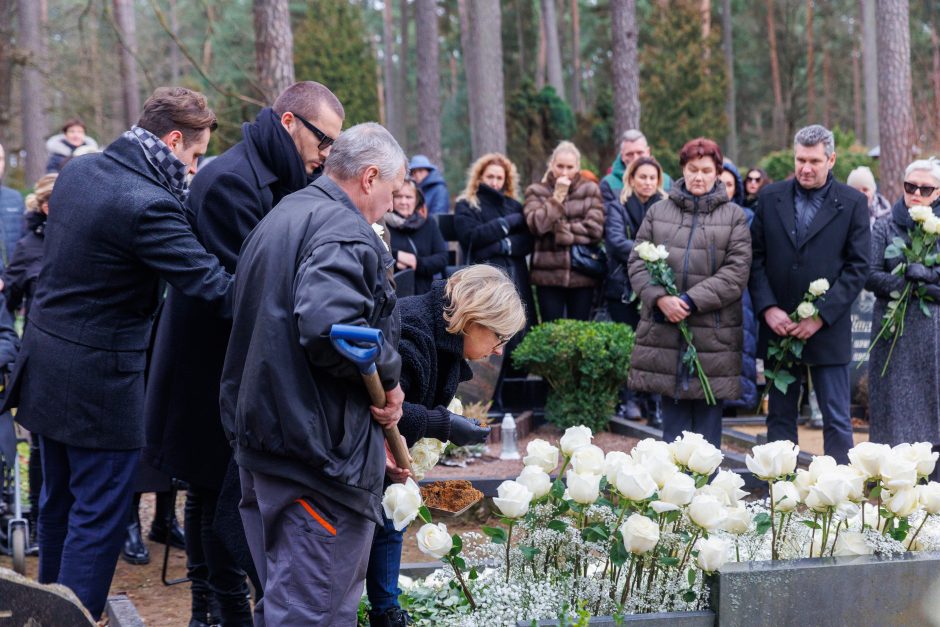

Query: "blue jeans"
left=38, top=436, right=140, bottom=619
left=366, top=513, right=404, bottom=613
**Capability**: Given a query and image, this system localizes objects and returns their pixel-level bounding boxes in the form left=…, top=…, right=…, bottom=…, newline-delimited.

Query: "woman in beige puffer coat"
left=627, top=138, right=751, bottom=448
left=524, top=141, right=605, bottom=321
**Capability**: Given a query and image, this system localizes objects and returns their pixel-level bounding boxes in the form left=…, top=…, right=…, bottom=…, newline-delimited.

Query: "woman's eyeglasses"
left=292, top=112, right=335, bottom=151
left=903, top=181, right=938, bottom=197
left=746, top=176, right=762, bottom=183
left=494, top=332, right=511, bottom=349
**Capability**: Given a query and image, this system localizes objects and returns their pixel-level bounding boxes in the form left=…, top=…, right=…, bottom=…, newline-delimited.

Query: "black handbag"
left=570, top=243, right=608, bottom=278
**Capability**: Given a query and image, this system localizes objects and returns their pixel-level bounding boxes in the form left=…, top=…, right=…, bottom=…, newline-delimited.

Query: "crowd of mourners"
left=0, top=80, right=938, bottom=627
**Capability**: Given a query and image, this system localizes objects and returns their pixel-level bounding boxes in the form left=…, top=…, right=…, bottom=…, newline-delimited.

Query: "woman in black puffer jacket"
left=387, top=177, right=448, bottom=295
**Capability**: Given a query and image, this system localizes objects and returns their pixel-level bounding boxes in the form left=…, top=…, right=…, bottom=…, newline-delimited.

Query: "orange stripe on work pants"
left=295, top=498, right=337, bottom=536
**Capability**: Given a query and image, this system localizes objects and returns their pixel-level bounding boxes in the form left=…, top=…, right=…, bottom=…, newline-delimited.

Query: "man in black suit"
left=749, top=124, right=870, bottom=463
left=4, top=87, right=232, bottom=619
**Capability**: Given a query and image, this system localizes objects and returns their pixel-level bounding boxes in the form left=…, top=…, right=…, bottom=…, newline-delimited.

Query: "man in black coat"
left=749, top=124, right=870, bottom=464
left=220, top=123, right=407, bottom=626
left=3, top=87, right=232, bottom=619
left=142, top=81, right=344, bottom=626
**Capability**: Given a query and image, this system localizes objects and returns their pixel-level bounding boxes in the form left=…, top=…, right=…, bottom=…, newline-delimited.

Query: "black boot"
left=150, top=490, right=186, bottom=549
left=369, top=607, right=413, bottom=627
left=121, top=522, right=150, bottom=565
left=218, top=595, right=253, bottom=627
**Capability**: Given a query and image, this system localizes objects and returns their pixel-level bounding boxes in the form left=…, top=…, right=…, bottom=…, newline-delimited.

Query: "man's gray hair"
left=621, top=129, right=647, bottom=145
left=324, top=122, right=407, bottom=181
left=794, top=124, right=835, bottom=158
left=905, top=158, right=940, bottom=185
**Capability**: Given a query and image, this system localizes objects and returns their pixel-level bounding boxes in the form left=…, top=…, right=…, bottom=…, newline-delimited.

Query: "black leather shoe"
left=149, top=518, right=185, bottom=550
left=121, top=523, right=150, bottom=565
left=369, top=607, right=413, bottom=627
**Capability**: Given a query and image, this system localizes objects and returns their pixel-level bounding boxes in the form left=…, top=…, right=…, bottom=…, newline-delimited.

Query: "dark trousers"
left=37, top=436, right=139, bottom=619
left=766, top=363, right=854, bottom=463
left=366, top=514, right=404, bottom=614
left=538, top=285, right=594, bottom=322
left=661, top=397, right=723, bottom=448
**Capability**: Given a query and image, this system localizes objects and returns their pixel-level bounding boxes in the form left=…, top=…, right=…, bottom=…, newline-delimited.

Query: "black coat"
left=749, top=178, right=870, bottom=365
left=4, top=134, right=232, bottom=450
left=144, top=109, right=308, bottom=489
left=388, top=214, right=448, bottom=295
left=454, top=184, right=534, bottom=321
left=397, top=281, right=473, bottom=447
left=2, top=212, right=46, bottom=316
left=220, top=176, right=401, bottom=524
left=604, top=191, right=662, bottom=301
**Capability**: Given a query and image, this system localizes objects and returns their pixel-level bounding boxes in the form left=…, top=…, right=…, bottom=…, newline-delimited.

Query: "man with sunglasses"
left=143, top=81, right=344, bottom=626
left=749, top=124, right=870, bottom=464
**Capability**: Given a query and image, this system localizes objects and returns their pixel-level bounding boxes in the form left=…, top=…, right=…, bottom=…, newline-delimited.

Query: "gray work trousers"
left=239, top=468, right=375, bottom=626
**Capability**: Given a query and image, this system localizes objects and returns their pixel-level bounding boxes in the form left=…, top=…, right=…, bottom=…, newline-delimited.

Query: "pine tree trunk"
left=169, top=0, right=180, bottom=83
left=415, top=0, right=442, bottom=166
left=852, top=38, right=863, bottom=140
left=465, top=0, right=506, bottom=156
left=541, top=0, right=565, bottom=100
left=805, top=0, right=815, bottom=121
left=721, top=0, right=737, bottom=160
left=0, top=0, right=15, bottom=144
left=17, top=0, right=48, bottom=184
left=536, top=8, right=547, bottom=90
left=765, top=0, right=785, bottom=147
left=570, top=0, right=581, bottom=113
left=398, top=0, right=410, bottom=147
left=113, top=0, right=141, bottom=128
left=930, top=24, right=940, bottom=149
left=253, top=0, right=295, bottom=105
left=610, top=0, right=640, bottom=139
left=382, top=0, right=402, bottom=138
left=822, top=48, right=831, bottom=128
left=862, top=0, right=879, bottom=147
left=876, top=0, right=913, bottom=202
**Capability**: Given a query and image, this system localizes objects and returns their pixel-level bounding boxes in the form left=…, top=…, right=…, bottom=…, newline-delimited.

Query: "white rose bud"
left=516, top=465, right=551, bottom=500
left=615, top=465, right=657, bottom=502
left=634, top=241, right=659, bottom=262
left=688, top=494, right=728, bottom=531
left=655, top=244, right=670, bottom=261
left=523, top=439, right=560, bottom=474
left=880, top=455, right=919, bottom=492
left=695, top=537, right=730, bottom=573
left=571, top=444, right=606, bottom=476
left=848, top=442, right=891, bottom=480
left=770, top=480, right=801, bottom=512
left=603, top=450, right=634, bottom=481
left=833, top=531, right=874, bottom=556
left=710, top=469, right=748, bottom=505
left=657, top=471, right=696, bottom=509
left=447, top=397, right=464, bottom=415
left=909, top=205, right=934, bottom=223
left=382, top=478, right=423, bottom=531
left=559, top=425, right=593, bottom=456
left=924, top=215, right=940, bottom=235
left=722, top=505, right=752, bottom=534
left=808, top=278, right=830, bottom=297
left=688, top=443, right=724, bottom=476
left=493, top=480, right=534, bottom=519
left=566, top=470, right=601, bottom=505
left=893, top=442, right=939, bottom=479
left=796, top=301, right=817, bottom=320
left=806, top=471, right=853, bottom=511
left=794, top=469, right=814, bottom=501
left=620, top=513, right=660, bottom=554
left=917, top=482, right=940, bottom=515
left=669, top=431, right=708, bottom=467
left=745, top=440, right=800, bottom=481
left=885, top=488, right=920, bottom=518
left=416, top=522, right=453, bottom=559
left=808, top=455, right=838, bottom=481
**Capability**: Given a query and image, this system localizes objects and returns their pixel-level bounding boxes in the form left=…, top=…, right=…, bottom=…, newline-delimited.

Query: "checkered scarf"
left=125, top=125, right=190, bottom=202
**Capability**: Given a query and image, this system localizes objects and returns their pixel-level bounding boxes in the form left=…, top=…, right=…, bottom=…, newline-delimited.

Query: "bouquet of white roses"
left=634, top=241, right=715, bottom=405
left=864, top=206, right=940, bottom=376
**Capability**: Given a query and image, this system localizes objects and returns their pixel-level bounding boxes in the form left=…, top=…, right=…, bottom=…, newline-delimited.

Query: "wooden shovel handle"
left=362, top=370, right=414, bottom=476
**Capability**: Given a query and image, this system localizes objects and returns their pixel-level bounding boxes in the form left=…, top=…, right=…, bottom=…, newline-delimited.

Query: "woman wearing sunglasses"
left=866, top=158, right=940, bottom=463
left=743, top=168, right=771, bottom=210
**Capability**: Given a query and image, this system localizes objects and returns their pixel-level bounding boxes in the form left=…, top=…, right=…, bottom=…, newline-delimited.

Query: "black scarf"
left=245, top=108, right=308, bottom=203
left=26, top=211, right=46, bottom=237
left=125, top=125, right=191, bottom=202
left=385, top=210, right=426, bottom=232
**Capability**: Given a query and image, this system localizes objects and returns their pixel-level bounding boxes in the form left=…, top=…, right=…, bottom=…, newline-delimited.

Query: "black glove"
left=503, top=212, right=525, bottom=230
left=922, top=283, right=940, bottom=302
left=448, top=412, right=490, bottom=446
left=497, top=217, right=510, bottom=235
left=905, top=263, right=938, bottom=284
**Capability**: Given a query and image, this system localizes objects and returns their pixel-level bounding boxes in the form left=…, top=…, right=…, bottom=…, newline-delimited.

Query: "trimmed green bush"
left=512, top=319, right=635, bottom=432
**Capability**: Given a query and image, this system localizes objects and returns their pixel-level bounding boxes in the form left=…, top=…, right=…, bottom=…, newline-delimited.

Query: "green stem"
left=809, top=513, right=819, bottom=558
left=769, top=483, right=778, bottom=560
left=505, top=521, right=514, bottom=584
left=448, top=556, right=476, bottom=609
left=620, top=557, right=636, bottom=606
left=906, top=514, right=932, bottom=550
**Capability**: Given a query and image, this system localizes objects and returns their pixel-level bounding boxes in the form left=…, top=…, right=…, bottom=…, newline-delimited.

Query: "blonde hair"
left=457, top=153, right=520, bottom=209
left=25, top=173, right=58, bottom=213
left=542, top=141, right=581, bottom=182
left=444, top=265, right=527, bottom=339
left=620, top=156, right=665, bottom=204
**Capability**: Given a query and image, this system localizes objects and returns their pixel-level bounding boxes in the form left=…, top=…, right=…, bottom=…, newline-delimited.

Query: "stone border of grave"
left=106, top=594, right=145, bottom=627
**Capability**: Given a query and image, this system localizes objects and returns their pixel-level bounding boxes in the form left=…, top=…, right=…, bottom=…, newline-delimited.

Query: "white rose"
left=880, top=455, right=919, bottom=491
left=924, top=215, right=940, bottom=235
left=894, top=442, right=939, bottom=479
left=710, top=469, right=748, bottom=505
left=835, top=465, right=867, bottom=502
left=833, top=531, right=874, bottom=556
left=615, top=465, right=657, bottom=502
left=885, top=488, right=920, bottom=518
left=655, top=244, right=670, bottom=261
left=688, top=443, right=724, bottom=476
left=808, top=278, right=830, bottom=297
left=848, top=442, right=891, bottom=479
left=447, top=397, right=464, bottom=415
left=806, top=471, right=853, bottom=511
left=917, top=482, right=940, bottom=515
left=409, top=438, right=448, bottom=481
left=559, top=425, right=593, bottom=456
left=571, top=444, right=606, bottom=476
left=669, top=431, right=708, bottom=466
left=632, top=438, right=672, bottom=463
left=516, top=465, right=552, bottom=499
left=808, top=455, right=838, bottom=481
left=657, top=471, right=696, bottom=508
left=416, top=522, right=453, bottom=559
left=493, top=480, right=533, bottom=519
left=603, top=450, right=633, bottom=481
left=371, top=222, right=390, bottom=251
left=722, top=505, right=752, bottom=534
left=382, top=478, right=423, bottom=531
left=848, top=502, right=886, bottom=532
left=696, top=484, right=734, bottom=507
left=695, top=537, right=730, bottom=573
left=796, top=301, right=817, bottom=319
left=523, top=439, right=560, bottom=474
left=620, top=513, right=660, bottom=554
left=909, top=205, right=934, bottom=223
left=688, top=494, right=728, bottom=531
left=770, top=480, right=801, bottom=512
left=567, top=470, right=601, bottom=505
left=794, top=469, right=814, bottom=501
left=745, top=441, right=800, bottom=481
left=634, top=241, right=659, bottom=262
